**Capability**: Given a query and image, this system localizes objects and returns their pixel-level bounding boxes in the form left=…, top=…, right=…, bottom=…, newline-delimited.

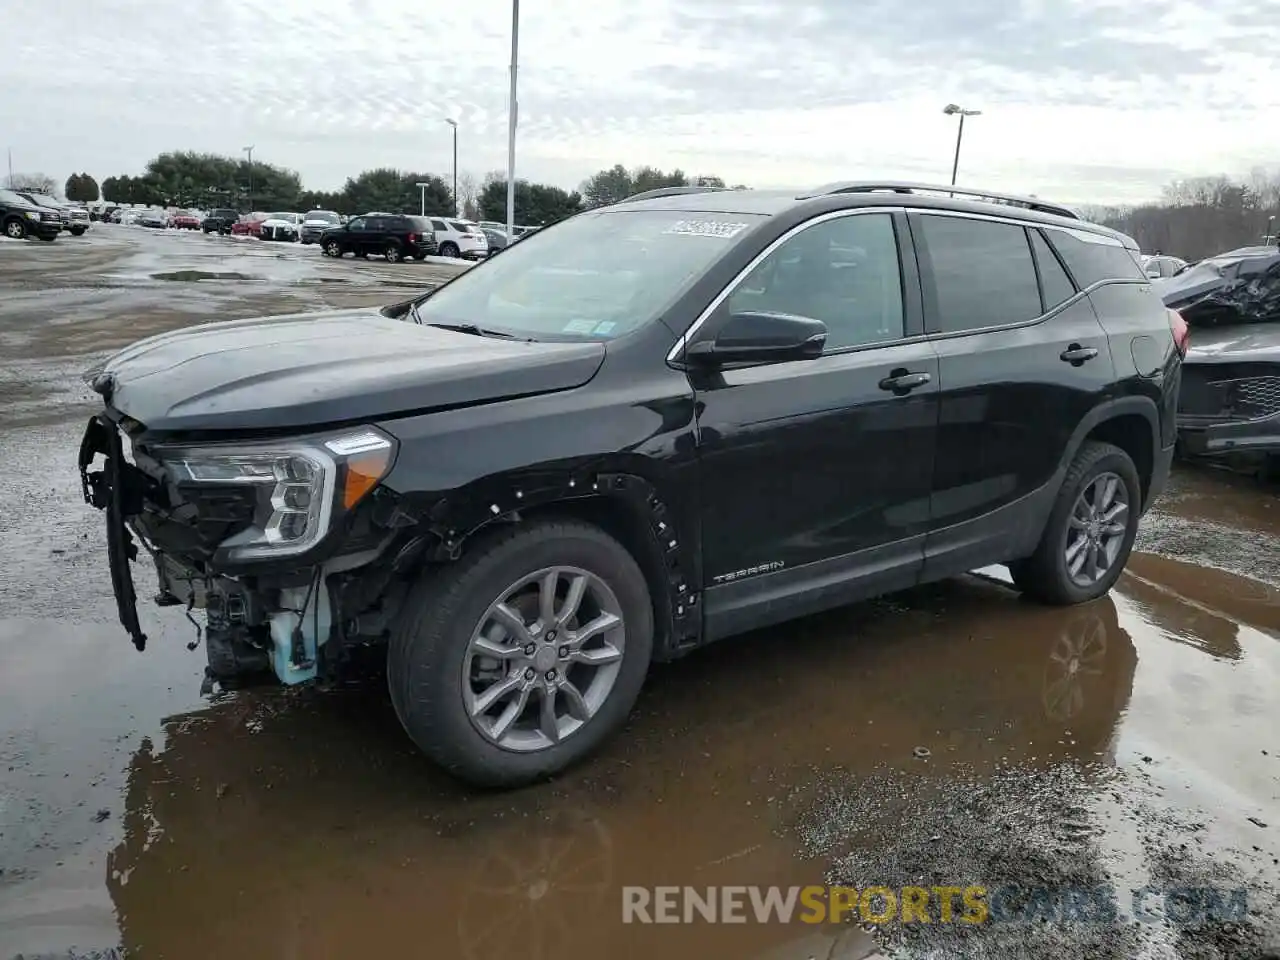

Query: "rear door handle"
left=1060, top=345, right=1099, bottom=365
left=878, top=370, right=932, bottom=394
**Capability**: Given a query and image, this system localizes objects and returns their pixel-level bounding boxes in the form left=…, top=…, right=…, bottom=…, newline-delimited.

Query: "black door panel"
left=694, top=340, right=939, bottom=579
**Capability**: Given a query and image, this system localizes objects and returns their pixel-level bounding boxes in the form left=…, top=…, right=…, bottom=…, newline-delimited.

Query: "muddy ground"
left=1, top=225, right=1278, bottom=960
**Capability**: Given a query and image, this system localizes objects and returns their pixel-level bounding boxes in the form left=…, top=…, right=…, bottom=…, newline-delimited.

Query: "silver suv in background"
left=300, top=210, right=342, bottom=245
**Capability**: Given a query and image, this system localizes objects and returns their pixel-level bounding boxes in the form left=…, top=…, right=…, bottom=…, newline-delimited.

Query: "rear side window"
left=1029, top=229, right=1077, bottom=310
left=1044, top=229, right=1145, bottom=286
left=917, top=214, right=1042, bottom=333
left=430, top=219, right=447, bottom=231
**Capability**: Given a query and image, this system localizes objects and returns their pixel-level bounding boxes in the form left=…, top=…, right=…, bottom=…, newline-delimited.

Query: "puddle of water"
left=149, top=270, right=265, bottom=283
left=1, top=420, right=1278, bottom=957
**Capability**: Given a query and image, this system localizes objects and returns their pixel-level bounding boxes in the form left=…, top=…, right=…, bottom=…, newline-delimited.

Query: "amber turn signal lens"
left=342, top=450, right=392, bottom=508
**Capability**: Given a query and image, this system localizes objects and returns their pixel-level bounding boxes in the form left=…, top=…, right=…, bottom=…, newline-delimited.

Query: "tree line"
left=75, top=151, right=743, bottom=227
left=1084, top=168, right=1280, bottom=261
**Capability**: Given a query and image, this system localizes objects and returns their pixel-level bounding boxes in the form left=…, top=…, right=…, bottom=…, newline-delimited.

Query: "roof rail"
left=616, top=185, right=732, bottom=204
left=798, top=180, right=1081, bottom=221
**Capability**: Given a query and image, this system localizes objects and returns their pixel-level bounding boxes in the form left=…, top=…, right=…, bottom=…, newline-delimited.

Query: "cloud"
left=2, top=0, right=1278, bottom=204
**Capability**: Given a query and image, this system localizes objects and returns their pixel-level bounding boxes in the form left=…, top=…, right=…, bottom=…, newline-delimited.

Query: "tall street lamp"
left=242, top=145, right=255, bottom=210
left=942, top=104, right=980, bottom=186
left=415, top=181, right=431, bottom=217
left=505, top=0, right=519, bottom=238
left=445, top=118, right=458, bottom=217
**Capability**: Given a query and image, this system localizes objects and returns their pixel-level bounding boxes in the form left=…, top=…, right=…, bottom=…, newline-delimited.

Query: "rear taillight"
left=1168, top=308, right=1189, bottom=358
left=406, top=232, right=416, bottom=243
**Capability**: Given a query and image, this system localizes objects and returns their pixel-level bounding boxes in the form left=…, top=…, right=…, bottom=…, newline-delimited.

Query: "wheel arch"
left=1061, top=396, right=1161, bottom=509
left=405, top=465, right=699, bottom=662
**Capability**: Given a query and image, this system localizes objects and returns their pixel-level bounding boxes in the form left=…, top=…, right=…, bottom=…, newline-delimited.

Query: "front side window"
left=414, top=209, right=765, bottom=341
left=347, top=217, right=367, bottom=231
left=919, top=215, right=1042, bottom=333
left=727, top=213, right=905, bottom=349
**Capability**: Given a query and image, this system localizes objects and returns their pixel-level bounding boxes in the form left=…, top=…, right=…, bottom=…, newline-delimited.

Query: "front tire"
left=70, top=227, right=87, bottom=236
left=1010, top=441, right=1141, bottom=605
left=389, top=520, right=654, bottom=788
left=3, top=218, right=27, bottom=240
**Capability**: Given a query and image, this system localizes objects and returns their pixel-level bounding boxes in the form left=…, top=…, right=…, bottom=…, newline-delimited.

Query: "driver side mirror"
left=684, top=310, right=827, bottom=366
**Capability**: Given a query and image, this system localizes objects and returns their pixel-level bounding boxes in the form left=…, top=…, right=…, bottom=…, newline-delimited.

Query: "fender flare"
left=1059, top=395, right=1161, bottom=491
left=402, top=467, right=701, bottom=659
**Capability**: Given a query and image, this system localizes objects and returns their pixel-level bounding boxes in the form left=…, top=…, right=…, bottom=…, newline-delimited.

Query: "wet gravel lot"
left=1, top=226, right=1278, bottom=960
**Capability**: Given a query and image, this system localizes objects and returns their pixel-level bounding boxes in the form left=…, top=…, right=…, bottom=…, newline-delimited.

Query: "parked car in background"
left=427, top=217, right=489, bottom=259
left=202, top=208, right=240, bottom=235
left=1158, top=245, right=1280, bottom=468
left=480, top=227, right=509, bottom=253
left=170, top=210, right=201, bottom=230
left=1140, top=254, right=1187, bottom=279
left=79, top=180, right=1179, bottom=788
left=231, top=212, right=268, bottom=237
left=16, top=193, right=75, bottom=234
left=0, top=188, right=61, bottom=241
left=300, top=210, right=341, bottom=245
left=260, top=212, right=301, bottom=241
left=137, top=210, right=168, bottom=229
left=319, top=213, right=439, bottom=262
left=65, top=204, right=92, bottom=234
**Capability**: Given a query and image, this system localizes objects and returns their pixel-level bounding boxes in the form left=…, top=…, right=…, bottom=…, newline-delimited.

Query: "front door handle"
left=1060, top=344, right=1099, bottom=366
left=878, top=370, right=932, bottom=395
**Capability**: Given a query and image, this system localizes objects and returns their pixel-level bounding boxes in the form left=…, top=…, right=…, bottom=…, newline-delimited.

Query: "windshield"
left=414, top=209, right=765, bottom=341
left=23, top=195, right=60, bottom=208
left=306, top=210, right=339, bottom=222
left=0, top=189, right=31, bottom=205
left=267, top=212, right=295, bottom=222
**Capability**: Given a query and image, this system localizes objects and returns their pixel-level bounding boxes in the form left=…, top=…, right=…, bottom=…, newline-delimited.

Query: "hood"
left=85, top=308, right=606, bottom=435
left=1183, top=322, right=1280, bottom=365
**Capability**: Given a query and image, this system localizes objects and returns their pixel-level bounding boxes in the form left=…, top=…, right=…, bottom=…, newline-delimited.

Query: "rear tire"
left=439, top=241, right=459, bottom=258
left=388, top=520, right=653, bottom=788
left=384, top=242, right=402, bottom=263
left=324, top=240, right=343, bottom=258
left=1010, top=441, right=1141, bottom=605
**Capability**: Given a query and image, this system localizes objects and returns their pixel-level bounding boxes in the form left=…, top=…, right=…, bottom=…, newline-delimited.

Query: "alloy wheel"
left=462, top=566, right=625, bottom=752
left=1064, top=471, right=1129, bottom=586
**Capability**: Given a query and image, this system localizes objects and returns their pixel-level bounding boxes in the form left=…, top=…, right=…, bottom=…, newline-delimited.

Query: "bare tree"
left=457, top=171, right=480, bottom=220
left=6, top=171, right=57, bottom=194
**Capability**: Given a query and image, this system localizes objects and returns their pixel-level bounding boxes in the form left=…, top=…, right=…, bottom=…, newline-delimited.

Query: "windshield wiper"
left=424, top=321, right=530, bottom=341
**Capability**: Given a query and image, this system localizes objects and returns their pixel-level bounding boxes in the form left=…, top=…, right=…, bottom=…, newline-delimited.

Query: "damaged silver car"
left=1158, top=245, right=1280, bottom=469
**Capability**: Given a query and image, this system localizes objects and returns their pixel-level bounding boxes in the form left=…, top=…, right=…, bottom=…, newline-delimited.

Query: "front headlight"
left=155, top=427, right=395, bottom=562
left=24, top=211, right=39, bottom=221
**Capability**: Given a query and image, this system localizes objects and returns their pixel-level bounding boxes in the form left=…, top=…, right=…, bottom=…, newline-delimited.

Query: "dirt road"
left=1, top=226, right=1278, bottom=960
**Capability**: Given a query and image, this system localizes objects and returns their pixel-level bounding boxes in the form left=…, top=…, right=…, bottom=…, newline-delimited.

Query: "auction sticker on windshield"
left=663, top=220, right=751, bottom=239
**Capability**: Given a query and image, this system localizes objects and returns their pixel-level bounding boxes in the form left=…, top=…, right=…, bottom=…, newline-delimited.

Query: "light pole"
left=444, top=118, right=458, bottom=217
left=942, top=104, right=980, bottom=186
left=505, top=0, right=519, bottom=238
left=1267, top=214, right=1276, bottom=245
left=415, top=181, right=431, bottom=217
left=242, top=145, right=254, bottom=211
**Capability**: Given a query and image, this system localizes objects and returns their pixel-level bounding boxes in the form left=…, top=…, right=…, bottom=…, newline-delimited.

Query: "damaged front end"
left=1159, top=246, right=1280, bottom=461
left=78, top=409, right=407, bottom=694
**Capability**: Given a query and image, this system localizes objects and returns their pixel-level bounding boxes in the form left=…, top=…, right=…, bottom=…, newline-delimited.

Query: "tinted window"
left=408, top=216, right=432, bottom=232
left=430, top=219, right=447, bottom=231
left=919, top=215, right=1041, bottom=332
left=1045, top=229, right=1145, bottom=286
left=728, top=213, right=904, bottom=349
left=348, top=217, right=367, bottom=230
left=1029, top=229, right=1077, bottom=310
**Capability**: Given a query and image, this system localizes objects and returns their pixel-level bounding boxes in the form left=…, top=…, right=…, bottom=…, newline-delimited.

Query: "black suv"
left=318, top=213, right=439, bottom=262
left=201, top=208, right=240, bottom=235
left=0, top=188, right=62, bottom=241
left=78, top=181, right=1182, bottom=788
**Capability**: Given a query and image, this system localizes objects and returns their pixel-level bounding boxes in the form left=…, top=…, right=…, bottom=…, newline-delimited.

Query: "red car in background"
left=230, top=212, right=267, bottom=237
left=169, top=210, right=201, bottom=230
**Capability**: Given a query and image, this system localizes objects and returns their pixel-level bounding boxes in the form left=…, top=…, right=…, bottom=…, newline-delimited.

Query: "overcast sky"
left=5, top=0, right=1279, bottom=205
